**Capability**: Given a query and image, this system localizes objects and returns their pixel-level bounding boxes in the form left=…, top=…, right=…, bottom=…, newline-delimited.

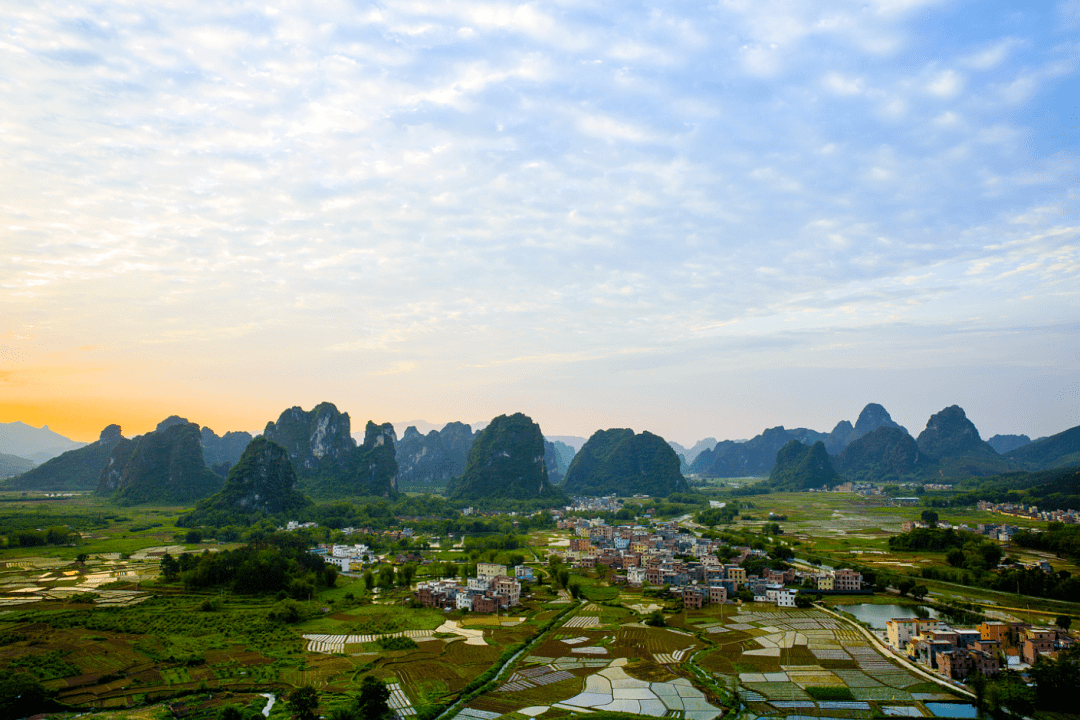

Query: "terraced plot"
left=691, top=605, right=952, bottom=719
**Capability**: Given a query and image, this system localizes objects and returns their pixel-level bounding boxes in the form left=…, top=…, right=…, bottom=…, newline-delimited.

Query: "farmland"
left=2, top=488, right=1077, bottom=720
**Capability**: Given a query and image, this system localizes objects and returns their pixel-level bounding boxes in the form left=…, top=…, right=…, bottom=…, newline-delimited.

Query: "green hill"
left=836, top=426, right=927, bottom=482
left=448, top=413, right=564, bottom=502
left=179, top=437, right=313, bottom=527
left=0, top=452, right=35, bottom=479
left=263, top=403, right=399, bottom=498
left=769, top=440, right=841, bottom=490
left=1004, top=424, right=1080, bottom=470
left=353, top=422, right=400, bottom=498
left=6, top=425, right=127, bottom=491
left=562, top=428, right=688, bottom=497
left=105, top=422, right=223, bottom=506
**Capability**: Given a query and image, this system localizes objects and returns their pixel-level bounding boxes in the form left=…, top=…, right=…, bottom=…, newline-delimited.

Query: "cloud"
left=0, top=0, right=1078, bottom=441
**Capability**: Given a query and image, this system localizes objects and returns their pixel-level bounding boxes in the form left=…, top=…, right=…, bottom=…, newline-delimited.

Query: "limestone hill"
left=179, top=437, right=313, bottom=526
left=769, top=440, right=841, bottom=490
left=562, top=429, right=688, bottom=497
left=448, top=413, right=564, bottom=502
left=101, top=421, right=223, bottom=505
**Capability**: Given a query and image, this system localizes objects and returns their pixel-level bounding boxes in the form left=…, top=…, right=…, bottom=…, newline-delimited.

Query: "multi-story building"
left=833, top=568, right=862, bottom=592
left=886, top=618, right=951, bottom=650
left=939, top=649, right=1000, bottom=679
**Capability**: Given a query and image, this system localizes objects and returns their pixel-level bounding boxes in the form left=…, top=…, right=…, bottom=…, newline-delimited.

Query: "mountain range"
left=3, top=400, right=1079, bottom=504
left=0, top=421, right=86, bottom=463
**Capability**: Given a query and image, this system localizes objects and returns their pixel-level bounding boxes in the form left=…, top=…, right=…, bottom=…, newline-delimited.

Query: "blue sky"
left=1, top=0, right=1078, bottom=445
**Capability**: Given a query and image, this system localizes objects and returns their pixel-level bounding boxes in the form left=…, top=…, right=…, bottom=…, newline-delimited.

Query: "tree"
left=645, top=610, right=666, bottom=627
left=0, top=673, right=56, bottom=720
left=920, top=510, right=939, bottom=527
left=160, top=553, right=180, bottom=581
left=1056, top=615, right=1072, bottom=630
left=1030, top=644, right=1080, bottom=713
left=910, top=584, right=929, bottom=600
left=287, top=686, right=319, bottom=720
left=969, top=670, right=987, bottom=720
left=897, top=578, right=915, bottom=596
left=355, top=675, right=392, bottom=720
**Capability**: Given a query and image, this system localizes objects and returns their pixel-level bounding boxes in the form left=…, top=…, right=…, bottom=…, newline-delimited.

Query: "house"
left=833, top=568, right=862, bottom=592
left=477, top=562, right=508, bottom=580
left=939, top=649, right=1000, bottom=679
left=886, top=618, right=951, bottom=650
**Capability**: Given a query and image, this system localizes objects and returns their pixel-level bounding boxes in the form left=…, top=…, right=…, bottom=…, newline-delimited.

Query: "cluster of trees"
left=1012, top=522, right=1080, bottom=561
left=971, top=645, right=1080, bottom=718
left=280, top=677, right=392, bottom=720
left=914, top=563, right=1079, bottom=601
left=888, top=525, right=1005, bottom=572
left=160, top=531, right=335, bottom=597
left=921, top=467, right=1080, bottom=512
left=1, top=526, right=80, bottom=548
left=696, top=506, right=738, bottom=526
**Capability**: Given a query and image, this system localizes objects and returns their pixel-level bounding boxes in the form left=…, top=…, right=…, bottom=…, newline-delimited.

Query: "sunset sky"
left=2, top=0, right=1078, bottom=446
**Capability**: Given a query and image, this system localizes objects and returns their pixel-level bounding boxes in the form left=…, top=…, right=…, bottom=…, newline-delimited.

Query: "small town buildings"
left=886, top=618, right=951, bottom=650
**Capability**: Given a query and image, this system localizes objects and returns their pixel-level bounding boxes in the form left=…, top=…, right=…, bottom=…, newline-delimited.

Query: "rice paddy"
left=690, top=603, right=964, bottom=718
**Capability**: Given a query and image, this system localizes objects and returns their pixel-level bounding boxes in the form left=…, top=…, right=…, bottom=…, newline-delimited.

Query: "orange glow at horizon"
left=0, top=397, right=281, bottom=444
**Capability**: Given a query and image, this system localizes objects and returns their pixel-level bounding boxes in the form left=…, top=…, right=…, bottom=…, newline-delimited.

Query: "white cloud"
left=926, top=69, right=963, bottom=97
left=1, top=0, right=1078, bottom=442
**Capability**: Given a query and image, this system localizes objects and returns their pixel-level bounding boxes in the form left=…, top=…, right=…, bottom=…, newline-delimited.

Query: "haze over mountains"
left=0, top=421, right=86, bottom=464
left=3, top=400, right=1080, bottom=510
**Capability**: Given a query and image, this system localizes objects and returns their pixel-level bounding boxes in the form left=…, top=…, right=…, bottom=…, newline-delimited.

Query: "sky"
left=1, top=0, right=1079, bottom=446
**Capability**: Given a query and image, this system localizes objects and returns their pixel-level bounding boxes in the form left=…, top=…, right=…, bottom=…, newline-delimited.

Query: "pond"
left=839, top=603, right=939, bottom=629
left=924, top=702, right=978, bottom=718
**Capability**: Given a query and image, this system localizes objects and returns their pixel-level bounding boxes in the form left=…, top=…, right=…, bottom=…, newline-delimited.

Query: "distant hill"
left=1004, top=425, right=1080, bottom=470
left=846, top=403, right=907, bottom=445
left=668, top=438, right=718, bottom=466
left=988, top=434, right=1031, bottom=454
left=396, top=422, right=475, bottom=490
left=544, top=440, right=566, bottom=484
left=389, top=419, right=447, bottom=438
left=547, top=435, right=588, bottom=453
left=836, top=426, right=927, bottom=482
left=201, top=427, right=253, bottom=474
left=0, top=421, right=86, bottom=463
left=179, top=437, right=313, bottom=527
left=6, top=425, right=127, bottom=491
left=689, top=403, right=911, bottom=478
left=917, top=405, right=997, bottom=459
left=563, top=428, right=688, bottom=497
left=101, top=420, right=223, bottom=505
left=914, top=405, right=1018, bottom=478
left=692, top=426, right=795, bottom=478
left=769, top=440, right=841, bottom=490
left=0, top=452, right=35, bottom=479
left=448, top=413, right=564, bottom=502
